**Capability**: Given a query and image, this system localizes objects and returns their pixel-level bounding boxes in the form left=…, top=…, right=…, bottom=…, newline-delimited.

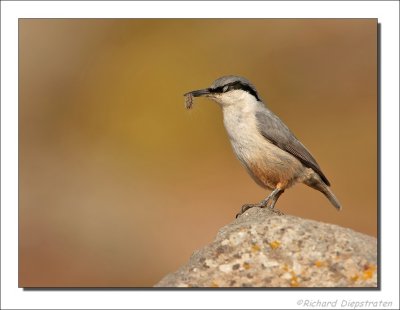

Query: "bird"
left=184, top=75, right=341, bottom=217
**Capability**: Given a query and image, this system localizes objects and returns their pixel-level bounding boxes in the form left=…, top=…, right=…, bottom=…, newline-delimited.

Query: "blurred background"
left=19, top=19, right=377, bottom=287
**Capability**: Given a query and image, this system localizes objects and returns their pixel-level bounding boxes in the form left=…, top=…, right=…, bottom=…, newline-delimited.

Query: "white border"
left=1, top=1, right=399, bottom=309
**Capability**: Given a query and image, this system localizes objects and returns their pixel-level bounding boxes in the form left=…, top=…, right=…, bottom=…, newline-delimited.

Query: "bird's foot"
left=261, top=195, right=285, bottom=216
left=262, top=200, right=285, bottom=216
left=235, top=202, right=285, bottom=218
left=266, top=206, right=285, bottom=216
left=235, top=203, right=263, bottom=218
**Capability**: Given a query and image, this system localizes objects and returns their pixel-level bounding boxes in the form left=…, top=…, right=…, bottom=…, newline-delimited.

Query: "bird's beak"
left=184, top=88, right=211, bottom=97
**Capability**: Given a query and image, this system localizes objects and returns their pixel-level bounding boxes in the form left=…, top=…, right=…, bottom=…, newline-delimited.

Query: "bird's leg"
left=263, top=188, right=285, bottom=215
left=260, top=188, right=284, bottom=208
left=236, top=188, right=285, bottom=218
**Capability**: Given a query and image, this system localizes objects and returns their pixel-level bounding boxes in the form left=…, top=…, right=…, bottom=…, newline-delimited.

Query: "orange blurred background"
left=19, top=19, right=377, bottom=287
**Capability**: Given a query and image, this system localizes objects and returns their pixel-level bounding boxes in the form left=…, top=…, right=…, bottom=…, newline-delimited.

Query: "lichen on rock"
left=155, top=207, right=377, bottom=287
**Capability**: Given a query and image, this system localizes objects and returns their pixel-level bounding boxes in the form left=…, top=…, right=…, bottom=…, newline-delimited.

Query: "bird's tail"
left=321, top=185, right=342, bottom=211
left=305, top=176, right=342, bottom=211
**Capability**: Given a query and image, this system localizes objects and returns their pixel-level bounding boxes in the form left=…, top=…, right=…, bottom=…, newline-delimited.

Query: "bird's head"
left=184, top=75, right=261, bottom=108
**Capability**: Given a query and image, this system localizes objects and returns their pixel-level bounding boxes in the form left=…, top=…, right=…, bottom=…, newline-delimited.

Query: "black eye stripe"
left=210, top=82, right=261, bottom=101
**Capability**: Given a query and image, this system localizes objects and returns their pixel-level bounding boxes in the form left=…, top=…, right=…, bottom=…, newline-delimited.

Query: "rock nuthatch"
left=184, top=75, right=341, bottom=217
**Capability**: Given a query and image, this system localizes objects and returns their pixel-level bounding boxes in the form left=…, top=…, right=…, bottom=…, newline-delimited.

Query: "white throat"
left=220, top=91, right=261, bottom=143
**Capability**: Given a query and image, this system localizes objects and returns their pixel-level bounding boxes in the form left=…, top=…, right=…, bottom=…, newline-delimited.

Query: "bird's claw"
left=235, top=202, right=284, bottom=218
left=267, top=206, right=285, bottom=216
left=235, top=203, right=261, bottom=218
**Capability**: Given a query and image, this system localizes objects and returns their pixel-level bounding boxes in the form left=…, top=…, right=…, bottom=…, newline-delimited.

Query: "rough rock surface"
left=155, top=208, right=377, bottom=287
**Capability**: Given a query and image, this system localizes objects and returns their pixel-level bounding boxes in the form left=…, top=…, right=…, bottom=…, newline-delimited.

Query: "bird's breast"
left=222, top=105, right=304, bottom=189
left=222, top=105, right=266, bottom=160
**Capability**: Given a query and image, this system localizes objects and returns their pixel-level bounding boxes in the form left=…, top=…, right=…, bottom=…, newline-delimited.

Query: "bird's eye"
left=222, top=85, right=229, bottom=92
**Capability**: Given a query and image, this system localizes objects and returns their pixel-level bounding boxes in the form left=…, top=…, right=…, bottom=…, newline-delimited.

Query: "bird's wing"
left=255, top=110, right=330, bottom=186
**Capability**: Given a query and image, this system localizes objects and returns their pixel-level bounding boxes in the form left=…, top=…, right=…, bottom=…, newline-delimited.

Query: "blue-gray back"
left=255, top=107, right=330, bottom=186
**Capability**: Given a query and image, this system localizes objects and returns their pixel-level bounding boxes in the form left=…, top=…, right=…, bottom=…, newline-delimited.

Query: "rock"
left=155, top=207, right=377, bottom=287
